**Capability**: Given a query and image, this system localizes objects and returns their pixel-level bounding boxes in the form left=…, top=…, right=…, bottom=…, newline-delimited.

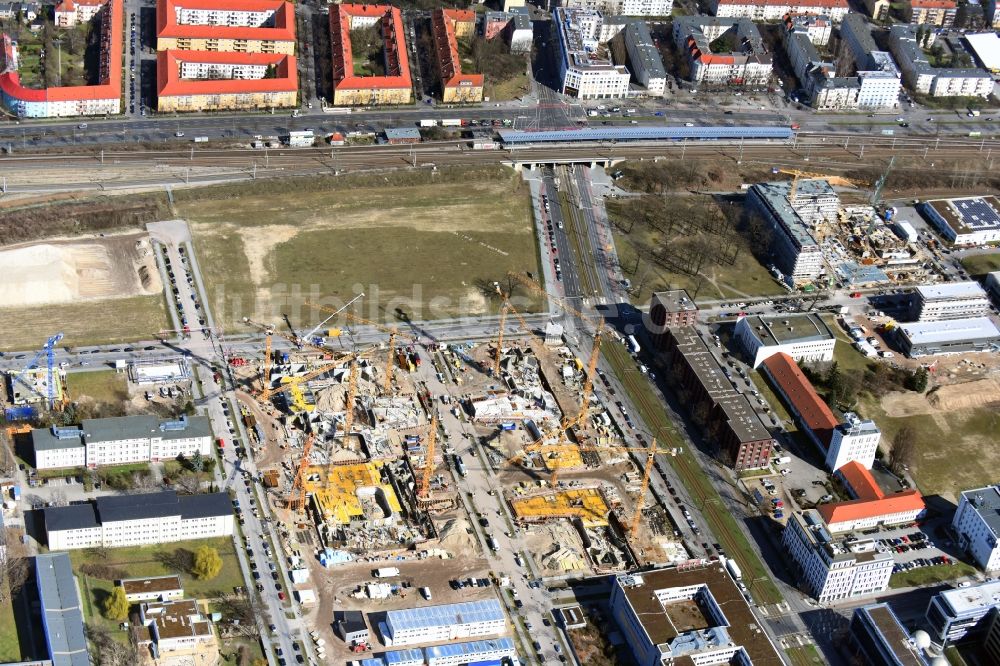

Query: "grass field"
left=64, top=370, right=129, bottom=404
left=961, top=253, right=1000, bottom=277
left=486, top=71, right=529, bottom=102
left=0, top=295, right=169, bottom=352
left=179, top=167, right=540, bottom=331
left=785, top=645, right=823, bottom=666
left=603, top=341, right=782, bottom=606
left=0, top=596, right=22, bottom=663
left=889, top=561, right=976, bottom=588
left=72, top=537, right=241, bottom=642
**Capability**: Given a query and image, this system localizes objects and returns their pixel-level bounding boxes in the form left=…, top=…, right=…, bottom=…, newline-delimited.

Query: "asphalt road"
left=540, top=167, right=581, bottom=298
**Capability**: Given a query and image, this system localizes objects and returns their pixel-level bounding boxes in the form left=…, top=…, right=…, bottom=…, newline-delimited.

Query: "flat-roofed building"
left=609, top=564, right=784, bottom=666
left=896, top=317, right=1000, bottom=357
left=953, top=484, right=1000, bottom=572
left=826, top=412, right=881, bottom=471
left=617, top=19, right=667, bottom=96
left=482, top=7, right=533, bottom=53
left=139, top=599, right=215, bottom=655
left=850, top=603, right=931, bottom=666
left=555, top=7, right=632, bottom=99
left=890, top=24, right=993, bottom=98
left=783, top=12, right=832, bottom=45
left=926, top=580, right=1000, bottom=643
left=714, top=394, right=773, bottom=470
left=44, top=490, right=234, bottom=550
left=734, top=313, right=835, bottom=368
left=36, top=553, right=90, bottom=666
left=329, top=3, right=413, bottom=106
left=382, top=600, right=506, bottom=646
left=783, top=508, right=895, bottom=603
left=155, top=0, right=297, bottom=54
left=919, top=196, right=1000, bottom=246
left=560, top=0, right=675, bottom=16
left=909, top=281, right=992, bottom=321
left=120, top=575, right=185, bottom=603
left=648, top=290, right=699, bottom=349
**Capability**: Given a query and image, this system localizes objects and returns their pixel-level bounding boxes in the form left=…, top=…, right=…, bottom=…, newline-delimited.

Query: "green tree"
left=906, top=367, right=929, bottom=393
left=192, top=545, right=223, bottom=580
left=191, top=451, right=205, bottom=473
left=183, top=401, right=196, bottom=416
left=102, top=586, right=130, bottom=621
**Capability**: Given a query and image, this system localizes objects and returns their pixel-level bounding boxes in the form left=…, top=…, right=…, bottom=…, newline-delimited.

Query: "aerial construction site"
left=224, top=274, right=689, bottom=655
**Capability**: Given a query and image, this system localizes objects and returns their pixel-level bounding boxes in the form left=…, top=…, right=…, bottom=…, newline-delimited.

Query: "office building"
left=890, top=25, right=993, bottom=98
left=826, top=412, right=881, bottom=471
left=432, top=9, right=483, bottom=103
left=381, top=600, right=506, bottom=646
left=561, top=0, right=674, bottom=15
left=662, top=327, right=773, bottom=471
left=953, top=484, right=1000, bottom=572
left=672, top=16, right=773, bottom=86
left=44, top=490, right=234, bottom=550
left=784, top=509, right=895, bottom=603
left=760, top=351, right=839, bottom=448
left=926, top=580, right=1000, bottom=642
left=710, top=0, right=850, bottom=23
left=896, top=317, right=1000, bottom=357
left=0, top=0, right=121, bottom=118
left=985, top=609, right=1000, bottom=664
left=909, top=282, right=992, bottom=321
left=120, top=575, right=185, bottom=603
left=850, top=603, right=934, bottom=666
left=155, top=0, right=296, bottom=54
left=36, top=553, right=90, bottom=666
left=735, top=314, right=836, bottom=368
left=330, top=4, right=412, bottom=106
left=820, top=461, right=925, bottom=533
left=648, top=290, right=699, bottom=349
left=555, top=8, right=632, bottom=99
left=31, top=415, right=212, bottom=470
left=156, top=50, right=297, bottom=112
left=985, top=271, right=1000, bottom=302
left=609, top=565, right=784, bottom=666
left=909, top=0, right=957, bottom=27
left=919, top=196, right=1000, bottom=246
left=139, top=599, right=215, bottom=655
left=482, top=7, right=533, bottom=54
left=746, top=179, right=838, bottom=283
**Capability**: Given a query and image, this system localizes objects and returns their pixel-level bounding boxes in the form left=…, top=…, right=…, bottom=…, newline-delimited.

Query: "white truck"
left=374, top=567, right=400, bottom=578
left=419, top=119, right=438, bottom=127
left=725, top=558, right=743, bottom=581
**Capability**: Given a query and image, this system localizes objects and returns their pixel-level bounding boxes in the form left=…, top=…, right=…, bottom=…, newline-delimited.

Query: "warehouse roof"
left=386, top=599, right=504, bottom=633
left=898, top=317, right=1000, bottom=345
left=498, top=126, right=793, bottom=144
left=384, top=127, right=421, bottom=141
left=36, top=553, right=90, bottom=666
left=915, top=281, right=987, bottom=301
left=965, top=32, right=1000, bottom=71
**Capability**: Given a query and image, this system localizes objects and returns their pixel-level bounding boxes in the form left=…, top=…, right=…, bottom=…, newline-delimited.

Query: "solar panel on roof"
left=498, top=126, right=792, bottom=144
left=952, top=198, right=1000, bottom=230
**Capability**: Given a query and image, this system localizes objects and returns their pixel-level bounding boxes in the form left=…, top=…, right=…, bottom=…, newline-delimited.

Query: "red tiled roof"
left=329, top=4, right=412, bottom=92
left=432, top=8, right=483, bottom=91
left=156, top=49, right=297, bottom=97
left=910, top=0, right=955, bottom=8
left=0, top=0, right=121, bottom=103
left=819, top=490, right=924, bottom=525
left=156, top=0, right=296, bottom=44
left=837, top=461, right=883, bottom=501
left=761, top=353, right=839, bottom=438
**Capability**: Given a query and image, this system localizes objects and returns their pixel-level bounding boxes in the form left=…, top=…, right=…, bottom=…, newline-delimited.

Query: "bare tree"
left=888, top=426, right=917, bottom=476
left=216, top=591, right=263, bottom=641
left=0, top=528, right=30, bottom=605
left=87, top=623, right=133, bottom=666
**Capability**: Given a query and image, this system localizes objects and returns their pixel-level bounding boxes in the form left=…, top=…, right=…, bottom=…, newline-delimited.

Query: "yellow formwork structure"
left=300, top=461, right=402, bottom=525
left=510, top=488, right=609, bottom=528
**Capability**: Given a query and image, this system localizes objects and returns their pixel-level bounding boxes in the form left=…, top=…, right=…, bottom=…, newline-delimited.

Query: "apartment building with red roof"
left=55, top=0, right=105, bottom=28
left=329, top=3, right=412, bottom=106
left=156, top=0, right=296, bottom=54
left=710, top=0, right=850, bottom=23
left=819, top=461, right=925, bottom=533
left=909, top=0, right=956, bottom=26
left=432, top=8, right=483, bottom=103
left=0, top=0, right=121, bottom=117
left=156, top=50, right=297, bottom=112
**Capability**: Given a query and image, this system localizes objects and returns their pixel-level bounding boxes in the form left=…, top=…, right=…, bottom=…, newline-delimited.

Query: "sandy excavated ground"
left=882, top=378, right=1000, bottom=417
left=0, top=232, right=161, bottom=307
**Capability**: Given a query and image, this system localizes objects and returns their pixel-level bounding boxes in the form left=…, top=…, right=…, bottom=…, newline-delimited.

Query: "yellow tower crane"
left=242, top=317, right=275, bottom=392
left=630, top=437, right=657, bottom=536
left=287, top=433, right=316, bottom=510
left=327, top=359, right=360, bottom=490
left=771, top=168, right=866, bottom=200
left=419, top=414, right=439, bottom=502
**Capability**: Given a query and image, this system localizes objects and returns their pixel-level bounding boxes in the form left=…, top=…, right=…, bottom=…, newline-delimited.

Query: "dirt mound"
left=927, top=378, right=1000, bottom=411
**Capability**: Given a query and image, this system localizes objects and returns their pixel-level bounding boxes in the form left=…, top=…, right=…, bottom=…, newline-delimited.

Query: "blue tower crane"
left=10, top=333, right=65, bottom=409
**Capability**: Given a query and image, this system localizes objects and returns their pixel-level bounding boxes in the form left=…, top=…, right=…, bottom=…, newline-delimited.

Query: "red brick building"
left=649, top=290, right=699, bottom=351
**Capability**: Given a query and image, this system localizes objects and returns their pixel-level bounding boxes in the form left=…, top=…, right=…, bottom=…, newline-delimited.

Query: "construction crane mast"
left=326, top=360, right=359, bottom=489
left=242, top=317, right=274, bottom=392
left=419, top=414, right=438, bottom=502
left=10, top=333, right=65, bottom=410
left=629, top=438, right=657, bottom=535
left=287, top=433, right=316, bottom=510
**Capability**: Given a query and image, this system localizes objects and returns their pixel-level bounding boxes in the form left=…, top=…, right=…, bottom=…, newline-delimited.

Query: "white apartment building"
left=31, top=415, right=212, bottom=470
left=783, top=509, right=894, bottom=604
left=178, top=60, right=269, bottom=79
left=44, top=491, right=234, bottom=550
left=174, top=5, right=274, bottom=27
left=784, top=13, right=831, bottom=46
left=953, top=485, right=1000, bottom=572
left=382, top=600, right=507, bottom=646
left=910, top=281, right=993, bottom=321
left=54, top=0, right=105, bottom=28
left=857, top=65, right=902, bottom=110
left=561, top=0, right=674, bottom=15
left=840, top=15, right=902, bottom=110
left=711, top=0, right=850, bottom=23
left=555, top=8, right=632, bottom=99
left=826, top=413, right=881, bottom=471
